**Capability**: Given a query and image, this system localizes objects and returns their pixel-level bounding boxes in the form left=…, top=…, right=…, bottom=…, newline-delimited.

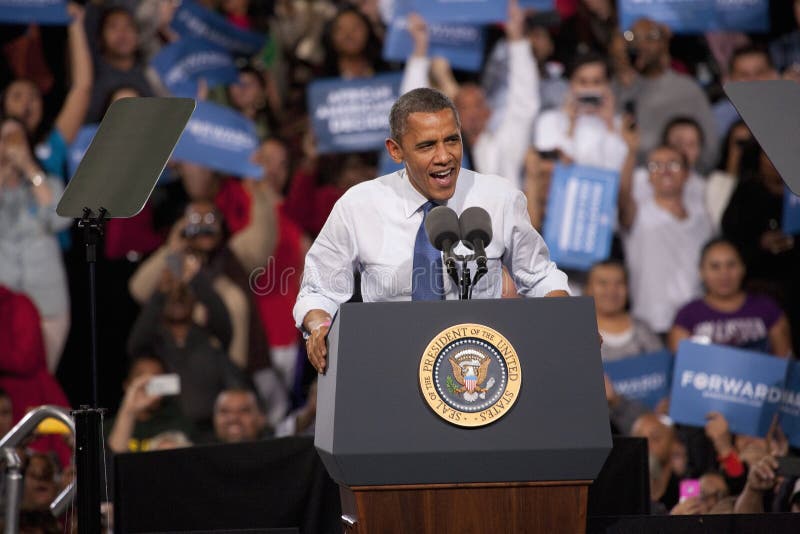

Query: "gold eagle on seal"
left=448, top=355, right=491, bottom=394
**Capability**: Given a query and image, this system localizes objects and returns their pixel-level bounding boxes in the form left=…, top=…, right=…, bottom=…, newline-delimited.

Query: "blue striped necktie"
left=412, top=201, right=444, bottom=301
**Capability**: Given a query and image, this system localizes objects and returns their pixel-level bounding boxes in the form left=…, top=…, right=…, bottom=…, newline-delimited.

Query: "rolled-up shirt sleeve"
left=503, top=191, right=570, bottom=297
left=293, top=198, right=359, bottom=329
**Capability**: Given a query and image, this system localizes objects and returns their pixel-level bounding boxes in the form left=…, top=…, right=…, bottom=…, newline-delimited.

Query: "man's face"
left=454, top=85, right=490, bottom=144
left=647, top=147, right=688, bottom=199
left=629, top=20, right=668, bottom=75
left=213, top=391, right=265, bottom=443
left=386, top=109, right=462, bottom=202
left=731, top=53, right=776, bottom=82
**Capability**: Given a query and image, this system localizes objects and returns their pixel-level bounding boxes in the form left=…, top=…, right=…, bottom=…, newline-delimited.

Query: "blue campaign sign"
left=780, top=361, right=800, bottom=448
left=170, top=0, right=265, bottom=56
left=383, top=19, right=485, bottom=72
left=172, top=101, right=263, bottom=179
left=619, top=0, right=715, bottom=33
left=67, top=124, right=98, bottom=179
left=619, top=0, right=768, bottom=33
left=603, top=350, right=673, bottom=410
left=669, top=341, right=790, bottom=437
left=308, top=73, right=402, bottom=155
left=783, top=186, right=800, bottom=235
left=151, top=38, right=238, bottom=98
left=0, top=0, right=69, bottom=25
left=714, top=0, right=769, bottom=33
left=519, top=0, right=555, bottom=9
left=410, top=0, right=506, bottom=24
left=542, top=164, right=619, bottom=271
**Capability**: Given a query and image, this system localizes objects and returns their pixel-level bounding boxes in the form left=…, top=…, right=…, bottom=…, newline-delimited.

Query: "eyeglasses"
left=647, top=160, right=683, bottom=173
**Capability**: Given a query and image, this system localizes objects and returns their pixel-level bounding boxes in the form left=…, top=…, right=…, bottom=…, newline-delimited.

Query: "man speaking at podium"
left=294, top=88, right=570, bottom=374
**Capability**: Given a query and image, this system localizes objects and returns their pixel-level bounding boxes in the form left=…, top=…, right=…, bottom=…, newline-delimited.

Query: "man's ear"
left=385, top=137, right=404, bottom=164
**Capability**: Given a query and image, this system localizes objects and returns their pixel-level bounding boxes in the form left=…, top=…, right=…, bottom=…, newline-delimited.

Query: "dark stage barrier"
left=114, top=437, right=340, bottom=534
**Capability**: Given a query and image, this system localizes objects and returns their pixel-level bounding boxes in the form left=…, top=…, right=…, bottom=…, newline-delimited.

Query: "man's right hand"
left=304, top=311, right=333, bottom=374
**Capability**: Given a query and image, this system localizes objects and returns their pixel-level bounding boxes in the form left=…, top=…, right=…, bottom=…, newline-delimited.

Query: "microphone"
left=424, top=206, right=461, bottom=285
left=458, top=207, right=492, bottom=284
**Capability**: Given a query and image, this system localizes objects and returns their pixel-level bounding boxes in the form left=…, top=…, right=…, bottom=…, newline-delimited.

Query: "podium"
left=315, top=297, right=612, bottom=534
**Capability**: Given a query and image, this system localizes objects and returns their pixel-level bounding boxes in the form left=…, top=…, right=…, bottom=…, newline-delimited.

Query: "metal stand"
left=55, top=96, right=195, bottom=533
left=74, top=207, right=107, bottom=534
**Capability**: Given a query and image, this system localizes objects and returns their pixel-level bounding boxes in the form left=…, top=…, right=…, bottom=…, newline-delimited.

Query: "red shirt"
left=0, top=286, right=71, bottom=467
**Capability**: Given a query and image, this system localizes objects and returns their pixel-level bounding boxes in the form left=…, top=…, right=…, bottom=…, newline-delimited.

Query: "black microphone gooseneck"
left=458, top=207, right=493, bottom=297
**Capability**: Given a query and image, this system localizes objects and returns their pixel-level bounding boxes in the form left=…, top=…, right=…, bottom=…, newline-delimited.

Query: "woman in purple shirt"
left=668, top=238, right=792, bottom=356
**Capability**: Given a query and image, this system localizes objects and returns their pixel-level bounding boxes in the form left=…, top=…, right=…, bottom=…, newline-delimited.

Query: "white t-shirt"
left=624, top=199, right=713, bottom=333
left=534, top=110, right=628, bottom=172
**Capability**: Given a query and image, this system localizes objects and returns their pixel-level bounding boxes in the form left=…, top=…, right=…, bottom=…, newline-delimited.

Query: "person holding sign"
left=400, top=0, right=538, bottom=189
left=669, top=238, right=793, bottom=357
left=296, top=87, right=570, bottom=374
left=2, top=3, right=92, bottom=183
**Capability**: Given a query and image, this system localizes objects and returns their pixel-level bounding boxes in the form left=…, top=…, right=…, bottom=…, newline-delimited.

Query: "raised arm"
left=228, top=179, right=278, bottom=273
left=491, top=0, right=540, bottom=169
left=618, top=115, right=639, bottom=230
left=55, top=3, right=93, bottom=144
left=400, top=13, right=432, bottom=95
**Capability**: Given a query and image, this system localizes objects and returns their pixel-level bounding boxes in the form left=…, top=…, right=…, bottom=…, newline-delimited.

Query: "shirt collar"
left=398, top=168, right=436, bottom=218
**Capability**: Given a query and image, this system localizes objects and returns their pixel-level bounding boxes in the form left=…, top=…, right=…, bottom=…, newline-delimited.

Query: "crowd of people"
left=1, top=0, right=800, bottom=528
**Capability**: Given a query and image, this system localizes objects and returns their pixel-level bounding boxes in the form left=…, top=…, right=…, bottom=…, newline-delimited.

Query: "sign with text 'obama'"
left=543, top=164, right=619, bottom=271
left=307, top=73, right=402, bottom=155
left=0, top=0, right=69, bottom=24
left=619, top=0, right=768, bottom=33
left=151, top=38, right=238, bottom=98
left=669, top=341, right=795, bottom=438
left=170, top=0, right=265, bottom=56
left=603, top=350, right=673, bottom=410
left=172, top=101, right=262, bottom=178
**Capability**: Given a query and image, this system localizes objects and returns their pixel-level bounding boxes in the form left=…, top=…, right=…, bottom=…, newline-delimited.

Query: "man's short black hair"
left=729, top=44, right=774, bottom=74
left=567, top=52, right=610, bottom=81
left=389, top=88, right=460, bottom=141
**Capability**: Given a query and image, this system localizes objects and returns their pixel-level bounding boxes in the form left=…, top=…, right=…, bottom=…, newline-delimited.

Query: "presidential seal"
left=418, top=323, right=522, bottom=428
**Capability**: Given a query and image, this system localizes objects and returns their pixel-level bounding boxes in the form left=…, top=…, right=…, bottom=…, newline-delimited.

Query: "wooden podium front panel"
left=340, top=481, right=590, bottom=534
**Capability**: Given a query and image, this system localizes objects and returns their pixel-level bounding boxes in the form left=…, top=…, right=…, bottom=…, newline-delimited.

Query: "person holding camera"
left=127, top=262, right=247, bottom=438
left=129, top=179, right=275, bottom=373
left=612, top=18, right=717, bottom=172
left=532, top=52, right=628, bottom=171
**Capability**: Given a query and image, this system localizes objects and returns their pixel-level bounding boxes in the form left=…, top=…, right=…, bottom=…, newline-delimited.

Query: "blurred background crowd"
left=1, top=0, right=800, bottom=529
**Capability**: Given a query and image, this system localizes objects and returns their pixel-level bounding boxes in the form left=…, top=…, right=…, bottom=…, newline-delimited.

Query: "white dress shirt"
left=400, top=40, right=539, bottom=189
left=293, top=168, right=570, bottom=327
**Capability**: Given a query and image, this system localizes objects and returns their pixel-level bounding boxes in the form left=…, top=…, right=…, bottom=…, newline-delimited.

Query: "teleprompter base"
left=339, top=480, right=591, bottom=534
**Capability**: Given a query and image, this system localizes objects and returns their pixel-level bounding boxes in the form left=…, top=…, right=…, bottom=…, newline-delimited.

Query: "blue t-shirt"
left=35, top=129, right=68, bottom=181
